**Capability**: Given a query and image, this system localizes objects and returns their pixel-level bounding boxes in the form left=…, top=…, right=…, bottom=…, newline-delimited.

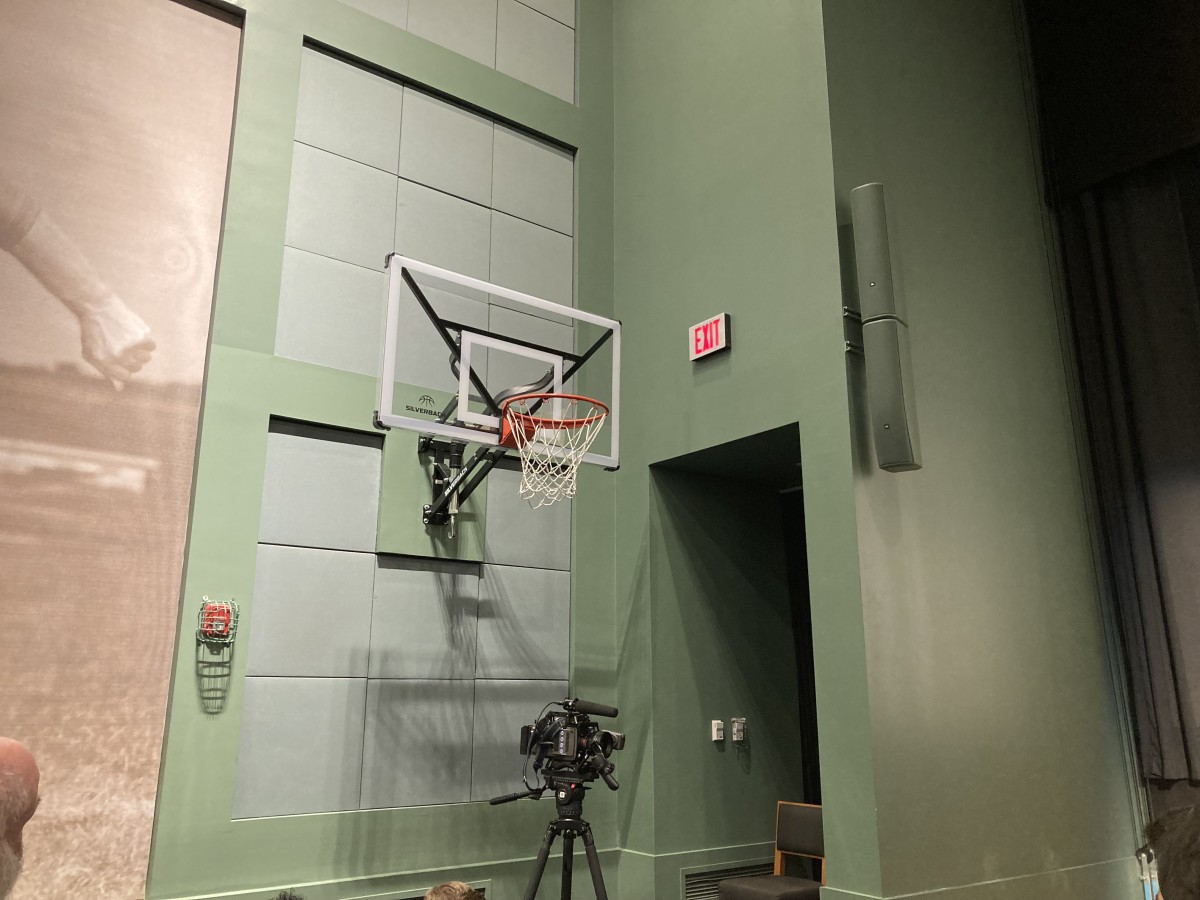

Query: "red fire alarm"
left=197, top=596, right=239, bottom=646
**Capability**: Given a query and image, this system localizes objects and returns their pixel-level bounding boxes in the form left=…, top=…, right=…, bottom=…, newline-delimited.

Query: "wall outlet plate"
left=731, top=717, right=747, bottom=743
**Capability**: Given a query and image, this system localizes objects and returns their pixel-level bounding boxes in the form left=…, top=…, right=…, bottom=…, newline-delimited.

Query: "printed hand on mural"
left=77, top=294, right=156, bottom=387
left=1, top=178, right=157, bottom=389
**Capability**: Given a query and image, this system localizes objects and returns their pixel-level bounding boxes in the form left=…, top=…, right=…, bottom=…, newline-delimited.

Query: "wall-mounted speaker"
left=850, top=182, right=922, bottom=472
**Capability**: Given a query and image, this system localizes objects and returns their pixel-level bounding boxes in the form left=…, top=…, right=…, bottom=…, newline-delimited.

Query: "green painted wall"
left=149, top=1, right=1143, bottom=898
left=610, top=2, right=881, bottom=897
left=609, top=1, right=1141, bottom=898
left=824, top=1, right=1140, bottom=898
left=146, top=1, right=619, bottom=898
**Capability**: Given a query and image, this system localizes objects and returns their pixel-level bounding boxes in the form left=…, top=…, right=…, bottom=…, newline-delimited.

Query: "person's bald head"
left=0, top=739, right=39, bottom=849
left=0, top=739, right=38, bottom=899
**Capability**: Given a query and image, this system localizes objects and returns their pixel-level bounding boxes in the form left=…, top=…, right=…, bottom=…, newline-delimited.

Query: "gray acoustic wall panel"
left=476, top=564, right=570, bottom=679
left=321, top=0, right=575, bottom=102
left=360, top=679, right=475, bottom=808
left=370, top=557, right=481, bottom=679
left=470, top=678, right=568, bottom=801
left=483, top=467, right=570, bottom=570
left=258, top=423, right=381, bottom=552
left=407, top=0, right=498, bottom=68
left=520, top=0, right=574, bottom=27
left=247, top=544, right=375, bottom=677
left=489, top=211, right=573, bottom=311
left=496, top=0, right=575, bottom=103
left=396, top=179, right=491, bottom=300
left=276, top=248, right=386, bottom=377
left=295, top=49, right=404, bottom=173
left=233, top=677, right=367, bottom=818
left=398, top=88, right=493, bottom=206
left=341, top=0, right=409, bottom=29
left=285, top=143, right=398, bottom=271
left=393, top=284, right=488, bottom=394
left=492, top=125, right=573, bottom=235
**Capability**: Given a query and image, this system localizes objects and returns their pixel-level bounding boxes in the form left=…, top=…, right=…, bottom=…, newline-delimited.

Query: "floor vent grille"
left=682, top=862, right=774, bottom=900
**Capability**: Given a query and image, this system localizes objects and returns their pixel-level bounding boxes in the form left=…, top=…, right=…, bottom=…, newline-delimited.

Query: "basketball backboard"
left=375, top=254, right=620, bottom=470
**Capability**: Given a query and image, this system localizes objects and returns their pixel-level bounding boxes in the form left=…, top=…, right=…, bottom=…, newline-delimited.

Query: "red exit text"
left=689, top=313, right=731, bottom=361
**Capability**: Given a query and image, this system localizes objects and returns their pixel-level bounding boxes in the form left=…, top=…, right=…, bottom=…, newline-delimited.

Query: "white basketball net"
left=502, top=395, right=608, bottom=508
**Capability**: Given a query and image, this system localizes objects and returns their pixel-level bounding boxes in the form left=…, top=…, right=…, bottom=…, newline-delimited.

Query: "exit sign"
left=689, top=313, right=731, bottom=361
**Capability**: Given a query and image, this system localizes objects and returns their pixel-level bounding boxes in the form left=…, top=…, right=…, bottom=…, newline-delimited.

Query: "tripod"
left=522, top=782, right=609, bottom=900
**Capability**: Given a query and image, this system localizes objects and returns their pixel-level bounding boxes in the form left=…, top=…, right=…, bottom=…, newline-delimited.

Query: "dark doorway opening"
left=655, top=423, right=821, bottom=804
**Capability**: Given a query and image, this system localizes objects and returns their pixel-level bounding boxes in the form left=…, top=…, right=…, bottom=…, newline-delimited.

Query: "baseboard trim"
left=820, top=855, right=1138, bottom=900
left=155, top=849, right=617, bottom=900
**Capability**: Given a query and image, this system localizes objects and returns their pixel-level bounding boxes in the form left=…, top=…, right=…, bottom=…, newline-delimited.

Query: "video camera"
left=521, top=697, right=625, bottom=790
left=490, top=697, right=625, bottom=807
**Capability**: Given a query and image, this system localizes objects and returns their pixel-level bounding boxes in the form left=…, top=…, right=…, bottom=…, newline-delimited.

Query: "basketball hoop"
left=500, top=393, right=609, bottom=507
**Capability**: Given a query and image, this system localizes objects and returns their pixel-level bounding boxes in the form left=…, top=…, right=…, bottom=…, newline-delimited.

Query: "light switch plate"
left=711, top=719, right=725, bottom=742
left=731, top=717, right=747, bottom=743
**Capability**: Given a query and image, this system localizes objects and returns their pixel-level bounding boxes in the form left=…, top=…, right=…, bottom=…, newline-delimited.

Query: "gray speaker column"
left=850, top=182, right=922, bottom=472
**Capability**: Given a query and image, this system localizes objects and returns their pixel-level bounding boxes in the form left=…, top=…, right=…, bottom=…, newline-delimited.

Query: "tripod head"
left=487, top=765, right=601, bottom=816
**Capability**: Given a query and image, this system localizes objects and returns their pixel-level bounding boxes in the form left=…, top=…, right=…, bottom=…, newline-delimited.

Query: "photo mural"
left=0, top=1, right=238, bottom=896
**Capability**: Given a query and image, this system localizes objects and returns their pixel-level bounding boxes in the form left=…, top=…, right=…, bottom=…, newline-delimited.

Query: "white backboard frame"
left=377, top=254, right=621, bottom=470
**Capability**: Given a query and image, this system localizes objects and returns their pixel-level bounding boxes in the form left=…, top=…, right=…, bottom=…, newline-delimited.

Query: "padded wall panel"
left=483, top=467, right=571, bottom=571
left=519, top=0, right=575, bottom=27
left=470, top=678, right=569, bottom=801
left=492, top=124, right=574, bottom=235
left=341, top=0, right=410, bottom=29
left=370, top=557, right=481, bottom=679
left=360, top=679, right=475, bottom=808
left=398, top=88, right=493, bottom=206
left=489, top=211, right=573, bottom=319
left=233, top=677, right=367, bottom=818
left=407, top=0, right=499, bottom=68
left=312, top=2, right=575, bottom=104
left=476, top=564, right=570, bottom=679
left=258, top=423, right=381, bottom=552
left=276, top=248, right=386, bottom=377
left=247, top=544, right=375, bottom=677
left=285, top=143, right=397, bottom=270
left=295, top=48, right=404, bottom=173
left=496, top=0, right=575, bottom=102
left=396, top=179, right=491, bottom=301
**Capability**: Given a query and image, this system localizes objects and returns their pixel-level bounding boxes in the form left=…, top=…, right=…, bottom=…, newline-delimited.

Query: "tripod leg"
left=523, top=824, right=559, bottom=900
left=560, top=832, right=574, bottom=900
left=581, top=825, right=610, bottom=900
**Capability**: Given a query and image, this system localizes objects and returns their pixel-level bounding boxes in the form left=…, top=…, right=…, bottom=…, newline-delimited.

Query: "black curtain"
left=1027, top=0, right=1200, bottom=200
left=1059, top=147, right=1200, bottom=784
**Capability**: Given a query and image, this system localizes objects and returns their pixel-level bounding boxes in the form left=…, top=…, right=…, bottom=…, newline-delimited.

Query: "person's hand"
left=77, top=295, right=156, bottom=388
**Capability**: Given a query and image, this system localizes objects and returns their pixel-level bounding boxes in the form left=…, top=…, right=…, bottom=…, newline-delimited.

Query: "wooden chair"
left=718, top=802, right=824, bottom=900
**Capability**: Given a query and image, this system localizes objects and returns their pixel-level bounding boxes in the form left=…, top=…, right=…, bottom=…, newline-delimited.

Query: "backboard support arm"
left=424, top=442, right=508, bottom=519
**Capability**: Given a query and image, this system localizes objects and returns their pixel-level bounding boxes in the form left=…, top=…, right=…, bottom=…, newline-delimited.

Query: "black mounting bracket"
left=421, top=438, right=465, bottom=527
